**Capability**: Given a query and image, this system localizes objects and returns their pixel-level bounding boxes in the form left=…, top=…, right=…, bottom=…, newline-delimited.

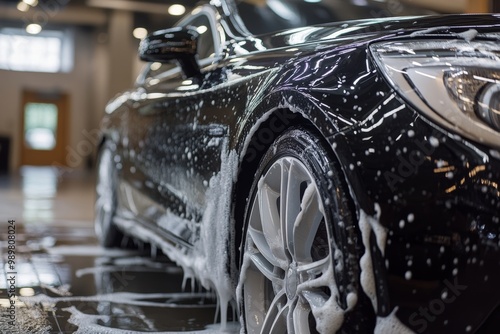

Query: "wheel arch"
left=232, top=118, right=379, bottom=331
left=232, top=108, right=314, bottom=269
left=231, top=93, right=358, bottom=269
left=230, top=92, right=386, bottom=325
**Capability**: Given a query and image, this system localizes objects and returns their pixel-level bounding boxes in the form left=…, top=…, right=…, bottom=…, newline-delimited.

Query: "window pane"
left=0, top=32, right=62, bottom=72
left=24, top=103, right=58, bottom=151
left=185, top=15, right=214, bottom=59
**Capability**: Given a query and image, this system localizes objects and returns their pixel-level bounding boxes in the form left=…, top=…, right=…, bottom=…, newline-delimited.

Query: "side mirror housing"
left=139, top=27, right=200, bottom=78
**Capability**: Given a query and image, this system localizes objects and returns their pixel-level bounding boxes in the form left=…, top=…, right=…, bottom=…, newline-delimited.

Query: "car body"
left=95, top=0, right=500, bottom=332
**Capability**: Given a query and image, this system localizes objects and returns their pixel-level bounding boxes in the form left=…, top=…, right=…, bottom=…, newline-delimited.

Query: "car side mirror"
left=139, top=26, right=201, bottom=78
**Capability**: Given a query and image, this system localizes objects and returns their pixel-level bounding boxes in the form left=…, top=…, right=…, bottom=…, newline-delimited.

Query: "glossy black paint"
left=100, top=1, right=500, bottom=332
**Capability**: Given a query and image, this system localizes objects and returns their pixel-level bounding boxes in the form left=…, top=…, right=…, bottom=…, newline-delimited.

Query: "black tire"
left=94, top=141, right=124, bottom=248
left=239, top=128, right=374, bottom=333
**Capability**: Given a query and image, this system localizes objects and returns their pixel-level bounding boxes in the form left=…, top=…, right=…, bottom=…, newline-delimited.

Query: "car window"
left=136, top=61, right=177, bottom=86
left=181, top=14, right=216, bottom=60
left=235, top=0, right=434, bottom=35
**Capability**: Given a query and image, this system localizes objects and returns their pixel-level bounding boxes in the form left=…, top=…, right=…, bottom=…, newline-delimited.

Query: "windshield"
left=235, top=0, right=434, bottom=35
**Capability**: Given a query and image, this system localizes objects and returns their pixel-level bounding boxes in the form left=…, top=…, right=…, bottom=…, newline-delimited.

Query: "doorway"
left=20, top=90, right=69, bottom=166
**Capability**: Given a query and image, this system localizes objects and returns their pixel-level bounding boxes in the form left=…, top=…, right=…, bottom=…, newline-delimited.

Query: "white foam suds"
left=21, top=292, right=216, bottom=309
left=114, top=146, right=238, bottom=330
left=359, top=203, right=385, bottom=311
left=358, top=205, right=415, bottom=333
left=374, top=307, right=414, bottom=334
left=63, top=306, right=240, bottom=334
left=188, top=147, right=238, bottom=328
left=297, top=181, right=356, bottom=332
left=75, top=256, right=181, bottom=278
left=409, top=26, right=450, bottom=37
left=40, top=283, right=72, bottom=296
left=237, top=162, right=355, bottom=333
left=46, top=245, right=138, bottom=257
left=457, top=29, right=478, bottom=42
left=75, top=263, right=181, bottom=278
left=235, top=252, right=250, bottom=333
left=299, top=256, right=357, bottom=333
left=111, top=256, right=171, bottom=267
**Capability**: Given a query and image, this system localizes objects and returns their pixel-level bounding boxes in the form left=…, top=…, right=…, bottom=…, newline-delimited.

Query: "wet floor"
left=0, top=167, right=239, bottom=334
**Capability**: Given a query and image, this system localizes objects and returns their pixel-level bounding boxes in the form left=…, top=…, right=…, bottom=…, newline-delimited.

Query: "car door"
left=122, top=7, right=229, bottom=247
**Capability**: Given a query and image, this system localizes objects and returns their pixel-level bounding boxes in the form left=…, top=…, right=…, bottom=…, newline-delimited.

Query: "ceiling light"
left=26, top=23, right=42, bottom=34
left=168, top=4, right=185, bottom=16
left=23, top=0, right=38, bottom=6
left=133, top=27, right=148, bottom=40
left=17, top=2, right=30, bottom=11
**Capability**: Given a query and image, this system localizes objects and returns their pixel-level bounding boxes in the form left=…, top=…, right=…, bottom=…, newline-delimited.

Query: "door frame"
left=19, top=90, right=69, bottom=167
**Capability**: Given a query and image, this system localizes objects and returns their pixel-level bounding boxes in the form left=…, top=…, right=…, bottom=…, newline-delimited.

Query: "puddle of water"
left=0, top=226, right=240, bottom=333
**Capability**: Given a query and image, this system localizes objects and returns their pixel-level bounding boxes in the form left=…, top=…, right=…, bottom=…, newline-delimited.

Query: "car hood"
left=247, top=14, right=500, bottom=50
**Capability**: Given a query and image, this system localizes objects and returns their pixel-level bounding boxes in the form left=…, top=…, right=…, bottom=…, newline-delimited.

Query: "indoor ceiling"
left=0, top=0, right=199, bottom=33
left=0, top=0, right=199, bottom=11
left=0, top=0, right=492, bottom=35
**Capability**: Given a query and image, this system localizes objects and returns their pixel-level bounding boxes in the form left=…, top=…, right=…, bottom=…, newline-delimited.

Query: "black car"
left=95, top=0, right=500, bottom=332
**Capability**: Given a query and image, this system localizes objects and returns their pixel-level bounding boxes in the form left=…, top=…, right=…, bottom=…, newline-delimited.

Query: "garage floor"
left=0, top=167, right=239, bottom=333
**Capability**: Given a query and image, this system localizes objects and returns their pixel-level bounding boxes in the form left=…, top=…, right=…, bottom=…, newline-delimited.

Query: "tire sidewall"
left=239, top=127, right=363, bottom=332
left=95, top=142, right=121, bottom=247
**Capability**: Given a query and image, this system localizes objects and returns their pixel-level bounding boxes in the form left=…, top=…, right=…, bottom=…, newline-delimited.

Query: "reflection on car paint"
left=98, top=0, right=500, bottom=332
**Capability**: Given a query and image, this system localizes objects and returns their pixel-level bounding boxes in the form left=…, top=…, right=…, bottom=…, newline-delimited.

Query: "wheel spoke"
left=259, top=181, right=288, bottom=268
left=301, top=288, right=345, bottom=334
left=248, top=250, right=282, bottom=284
left=293, top=300, right=311, bottom=334
left=284, top=160, right=309, bottom=258
left=242, top=153, right=349, bottom=334
left=279, top=160, right=291, bottom=260
left=297, top=256, right=330, bottom=277
left=261, top=290, right=287, bottom=334
left=297, top=255, right=334, bottom=298
left=248, top=226, right=283, bottom=268
left=302, top=289, right=329, bottom=312
left=292, top=183, right=324, bottom=263
left=283, top=299, right=300, bottom=334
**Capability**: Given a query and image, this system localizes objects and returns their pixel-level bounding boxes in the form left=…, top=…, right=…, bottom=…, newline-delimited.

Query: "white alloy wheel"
left=239, top=129, right=368, bottom=334
left=95, top=143, right=123, bottom=247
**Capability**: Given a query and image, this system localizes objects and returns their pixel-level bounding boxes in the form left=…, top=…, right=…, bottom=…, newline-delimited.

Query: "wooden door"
left=20, top=91, right=69, bottom=166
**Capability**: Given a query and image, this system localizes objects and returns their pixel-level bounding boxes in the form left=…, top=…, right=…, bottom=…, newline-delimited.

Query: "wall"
left=0, top=19, right=143, bottom=173
left=402, top=0, right=491, bottom=13
left=0, top=28, right=94, bottom=172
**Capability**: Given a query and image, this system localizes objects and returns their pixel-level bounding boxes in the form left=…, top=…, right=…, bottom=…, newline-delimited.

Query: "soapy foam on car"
left=358, top=204, right=415, bottom=333
left=113, top=145, right=238, bottom=330
left=374, top=307, right=415, bottom=334
left=237, top=168, right=356, bottom=333
left=359, top=203, right=384, bottom=311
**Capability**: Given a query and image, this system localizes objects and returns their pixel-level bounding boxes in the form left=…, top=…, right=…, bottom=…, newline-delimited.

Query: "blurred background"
left=0, top=0, right=199, bottom=174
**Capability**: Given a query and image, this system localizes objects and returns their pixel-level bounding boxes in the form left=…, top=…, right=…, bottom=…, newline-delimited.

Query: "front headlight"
left=370, top=39, right=500, bottom=149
